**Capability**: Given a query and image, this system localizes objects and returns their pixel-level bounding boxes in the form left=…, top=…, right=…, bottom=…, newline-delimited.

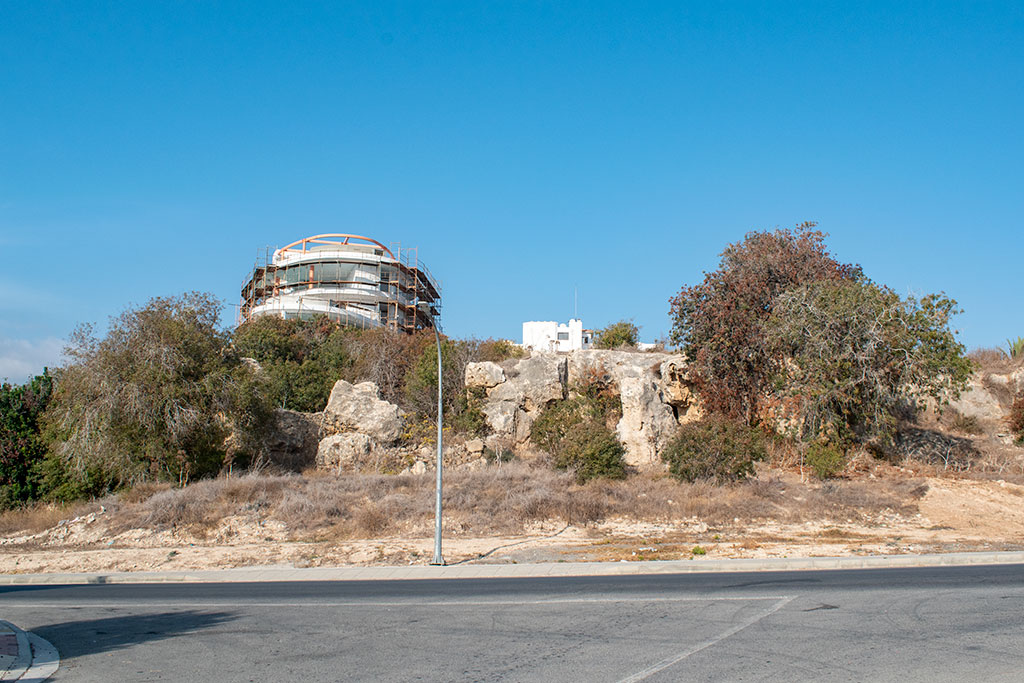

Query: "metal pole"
left=431, top=321, right=445, bottom=566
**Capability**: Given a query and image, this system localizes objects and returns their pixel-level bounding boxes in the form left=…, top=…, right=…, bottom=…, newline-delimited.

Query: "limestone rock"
left=497, top=353, right=567, bottom=411
left=465, top=438, right=485, bottom=455
left=615, top=375, right=680, bottom=469
left=316, top=433, right=375, bottom=472
left=322, top=380, right=404, bottom=443
left=950, top=378, right=1006, bottom=421
left=566, top=350, right=694, bottom=468
left=483, top=400, right=519, bottom=435
left=465, top=361, right=505, bottom=389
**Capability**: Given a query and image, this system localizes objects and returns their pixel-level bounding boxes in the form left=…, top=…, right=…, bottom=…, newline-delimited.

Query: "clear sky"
left=2, top=2, right=1022, bottom=381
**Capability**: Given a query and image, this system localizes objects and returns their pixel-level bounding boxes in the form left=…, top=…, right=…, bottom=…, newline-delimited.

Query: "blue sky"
left=2, top=2, right=1022, bottom=381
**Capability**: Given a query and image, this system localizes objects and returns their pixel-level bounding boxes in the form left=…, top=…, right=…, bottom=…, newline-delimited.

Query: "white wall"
left=522, top=319, right=592, bottom=352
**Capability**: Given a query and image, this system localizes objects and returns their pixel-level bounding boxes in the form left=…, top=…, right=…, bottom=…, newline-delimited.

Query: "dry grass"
left=95, top=462, right=927, bottom=541
left=968, top=347, right=1024, bottom=376
left=0, top=501, right=101, bottom=536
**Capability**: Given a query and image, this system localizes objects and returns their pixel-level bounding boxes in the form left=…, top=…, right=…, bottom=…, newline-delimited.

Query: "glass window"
left=557, top=332, right=569, bottom=341
left=336, top=263, right=356, bottom=282
left=285, top=266, right=301, bottom=285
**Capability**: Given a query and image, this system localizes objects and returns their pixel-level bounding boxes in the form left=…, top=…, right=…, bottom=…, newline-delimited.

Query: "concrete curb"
left=21, top=633, right=59, bottom=683
left=2, top=551, right=1023, bottom=584
left=0, top=621, right=31, bottom=681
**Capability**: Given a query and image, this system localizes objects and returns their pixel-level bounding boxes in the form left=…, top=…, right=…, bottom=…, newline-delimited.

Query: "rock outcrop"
left=265, top=409, right=321, bottom=471
left=949, top=368, right=1024, bottom=422
left=566, top=350, right=694, bottom=468
left=467, top=349, right=696, bottom=469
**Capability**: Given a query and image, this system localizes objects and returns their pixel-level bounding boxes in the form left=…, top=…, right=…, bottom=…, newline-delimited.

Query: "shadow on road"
left=31, top=610, right=236, bottom=659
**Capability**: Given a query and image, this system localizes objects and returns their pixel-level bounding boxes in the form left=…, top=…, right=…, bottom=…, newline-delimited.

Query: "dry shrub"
left=1010, top=391, right=1024, bottom=442
left=118, top=482, right=173, bottom=504
left=352, top=501, right=389, bottom=536
left=950, top=412, right=984, bottom=436
left=968, top=347, right=1022, bottom=375
left=98, top=461, right=931, bottom=541
left=892, top=428, right=980, bottom=472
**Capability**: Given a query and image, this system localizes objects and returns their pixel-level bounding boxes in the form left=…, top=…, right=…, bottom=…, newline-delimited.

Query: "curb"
left=2, top=550, right=1024, bottom=585
left=0, top=621, right=59, bottom=682
left=0, top=621, right=31, bottom=681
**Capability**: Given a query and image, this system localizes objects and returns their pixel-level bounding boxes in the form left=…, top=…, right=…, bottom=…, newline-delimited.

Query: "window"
left=557, top=332, right=569, bottom=341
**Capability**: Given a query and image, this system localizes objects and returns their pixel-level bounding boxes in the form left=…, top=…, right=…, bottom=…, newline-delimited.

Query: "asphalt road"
left=2, top=564, right=1023, bottom=682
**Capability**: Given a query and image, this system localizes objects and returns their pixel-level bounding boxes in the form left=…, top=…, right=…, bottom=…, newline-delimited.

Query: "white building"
left=522, top=319, right=593, bottom=352
left=238, top=234, right=441, bottom=333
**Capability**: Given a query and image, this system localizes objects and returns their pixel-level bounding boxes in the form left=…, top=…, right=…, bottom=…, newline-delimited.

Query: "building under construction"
left=238, top=234, right=441, bottom=333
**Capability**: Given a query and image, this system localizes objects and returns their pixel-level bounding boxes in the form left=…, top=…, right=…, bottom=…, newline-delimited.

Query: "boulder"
left=316, top=433, right=375, bottom=472
left=494, top=353, right=567, bottom=411
left=465, top=438, right=485, bottom=455
left=465, top=361, right=505, bottom=389
left=322, top=380, right=404, bottom=443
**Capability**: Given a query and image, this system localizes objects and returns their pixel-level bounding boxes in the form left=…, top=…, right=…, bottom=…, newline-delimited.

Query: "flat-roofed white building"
left=522, top=319, right=593, bottom=352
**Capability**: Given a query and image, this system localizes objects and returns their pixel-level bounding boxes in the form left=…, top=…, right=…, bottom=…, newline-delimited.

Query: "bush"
left=553, top=421, right=626, bottom=483
left=474, top=339, right=526, bottom=362
left=531, top=395, right=626, bottom=483
left=233, top=316, right=353, bottom=412
left=661, top=416, right=768, bottom=483
left=1010, top=392, right=1024, bottom=443
left=594, top=321, right=639, bottom=349
left=805, top=443, right=846, bottom=479
left=531, top=396, right=609, bottom=454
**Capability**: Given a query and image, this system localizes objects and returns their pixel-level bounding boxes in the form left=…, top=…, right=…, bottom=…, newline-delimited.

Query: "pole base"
left=430, top=558, right=446, bottom=566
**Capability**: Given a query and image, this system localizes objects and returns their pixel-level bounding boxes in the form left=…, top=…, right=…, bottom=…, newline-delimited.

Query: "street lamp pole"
left=419, top=302, right=445, bottom=566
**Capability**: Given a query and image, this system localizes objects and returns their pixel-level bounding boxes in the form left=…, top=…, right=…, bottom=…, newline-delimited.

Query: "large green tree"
left=0, top=371, right=53, bottom=508
left=766, top=280, right=972, bottom=447
left=669, top=223, right=861, bottom=424
left=44, top=292, right=270, bottom=493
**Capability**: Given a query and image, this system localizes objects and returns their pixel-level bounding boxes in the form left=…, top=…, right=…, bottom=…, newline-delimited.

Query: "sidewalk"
left=2, top=550, right=1023, bottom=585
left=0, top=620, right=57, bottom=682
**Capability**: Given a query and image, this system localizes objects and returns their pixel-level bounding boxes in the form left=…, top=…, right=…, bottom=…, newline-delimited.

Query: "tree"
left=233, top=315, right=354, bottom=412
left=669, top=223, right=861, bottom=424
left=0, top=371, right=53, bottom=508
left=765, top=279, right=972, bottom=447
left=404, top=336, right=474, bottom=419
left=594, top=321, right=639, bottom=349
left=43, top=292, right=271, bottom=493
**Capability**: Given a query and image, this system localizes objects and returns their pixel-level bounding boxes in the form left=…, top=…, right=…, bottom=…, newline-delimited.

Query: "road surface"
left=1, top=564, right=1022, bottom=681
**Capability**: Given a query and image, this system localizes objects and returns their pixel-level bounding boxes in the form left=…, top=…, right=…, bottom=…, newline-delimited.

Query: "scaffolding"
left=237, top=234, right=441, bottom=333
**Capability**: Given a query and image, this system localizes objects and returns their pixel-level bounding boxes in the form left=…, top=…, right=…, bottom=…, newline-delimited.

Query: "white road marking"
left=617, top=596, right=795, bottom=683
left=0, top=596, right=790, bottom=609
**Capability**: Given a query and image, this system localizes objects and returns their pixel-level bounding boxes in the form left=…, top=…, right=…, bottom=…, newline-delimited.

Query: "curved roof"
left=278, top=234, right=396, bottom=260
